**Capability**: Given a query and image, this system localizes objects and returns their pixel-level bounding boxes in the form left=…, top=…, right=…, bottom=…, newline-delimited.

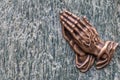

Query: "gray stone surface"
left=0, top=0, right=120, bottom=80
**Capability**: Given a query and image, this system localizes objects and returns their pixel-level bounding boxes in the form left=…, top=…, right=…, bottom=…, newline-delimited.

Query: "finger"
left=62, top=21, right=79, bottom=45
left=61, top=12, right=82, bottom=36
left=91, top=27, right=99, bottom=36
left=82, top=16, right=94, bottom=35
left=63, top=10, right=89, bottom=34
left=82, top=16, right=99, bottom=36
left=62, top=12, right=78, bottom=25
left=64, top=10, right=80, bottom=21
left=60, top=15, right=75, bottom=28
left=61, top=19, right=83, bottom=42
left=61, top=21, right=84, bottom=46
left=60, top=11, right=91, bottom=45
left=63, top=10, right=97, bottom=39
left=76, top=16, right=92, bottom=38
left=63, top=11, right=88, bottom=35
left=82, top=16, right=99, bottom=37
left=62, top=24, right=72, bottom=42
left=61, top=21, right=73, bottom=33
left=82, top=16, right=97, bottom=35
left=82, top=16, right=92, bottom=27
left=61, top=11, right=90, bottom=41
left=61, top=21, right=76, bottom=39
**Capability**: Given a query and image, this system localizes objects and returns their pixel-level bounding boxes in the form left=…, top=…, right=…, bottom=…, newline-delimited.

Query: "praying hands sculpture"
left=60, top=10, right=118, bottom=72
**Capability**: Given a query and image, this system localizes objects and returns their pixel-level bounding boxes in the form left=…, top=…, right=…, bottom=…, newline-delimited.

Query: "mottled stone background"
left=0, top=0, right=120, bottom=80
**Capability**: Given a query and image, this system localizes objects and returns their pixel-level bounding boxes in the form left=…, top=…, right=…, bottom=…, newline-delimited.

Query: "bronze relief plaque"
left=60, top=10, right=118, bottom=72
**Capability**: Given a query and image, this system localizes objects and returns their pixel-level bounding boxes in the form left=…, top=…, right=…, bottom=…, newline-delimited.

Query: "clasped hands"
left=60, top=10, right=118, bottom=72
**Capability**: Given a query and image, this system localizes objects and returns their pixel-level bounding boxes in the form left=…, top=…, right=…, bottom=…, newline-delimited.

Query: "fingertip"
left=63, top=9, right=67, bottom=12
left=59, top=11, right=63, bottom=15
left=82, top=16, right=87, bottom=20
left=62, top=21, right=64, bottom=24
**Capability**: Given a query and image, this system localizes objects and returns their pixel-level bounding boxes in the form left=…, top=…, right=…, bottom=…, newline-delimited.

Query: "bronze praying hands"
left=60, top=10, right=118, bottom=72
